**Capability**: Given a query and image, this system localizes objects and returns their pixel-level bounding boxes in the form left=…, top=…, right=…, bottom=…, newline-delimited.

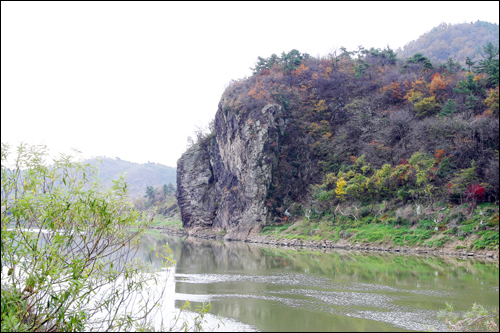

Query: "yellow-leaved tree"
left=335, top=177, right=347, bottom=201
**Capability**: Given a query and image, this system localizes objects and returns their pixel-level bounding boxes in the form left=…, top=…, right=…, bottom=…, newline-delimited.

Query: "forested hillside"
left=85, top=157, right=176, bottom=199
left=133, top=183, right=179, bottom=219
left=230, top=41, right=499, bottom=215
left=178, top=23, right=499, bottom=245
left=396, top=21, right=499, bottom=65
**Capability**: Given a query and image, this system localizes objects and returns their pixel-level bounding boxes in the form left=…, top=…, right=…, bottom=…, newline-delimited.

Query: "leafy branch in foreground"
left=0, top=143, right=208, bottom=332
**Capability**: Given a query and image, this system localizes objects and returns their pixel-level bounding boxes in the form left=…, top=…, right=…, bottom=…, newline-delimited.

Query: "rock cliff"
left=177, top=46, right=499, bottom=242
left=177, top=101, right=288, bottom=240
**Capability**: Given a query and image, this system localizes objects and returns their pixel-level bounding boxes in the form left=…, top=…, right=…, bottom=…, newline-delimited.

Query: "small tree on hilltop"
left=281, top=49, right=303, bottom=74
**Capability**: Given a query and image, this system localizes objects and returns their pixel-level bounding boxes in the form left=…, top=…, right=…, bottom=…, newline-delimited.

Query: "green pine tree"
left=465, top=56, right=476, bottom=73
left=145, top=185, right=155, bottom=200
left=474, top=41, right=499, bottom=87
left=406, top=52, right=433, bottom=70
left=439, top=99, right=457, bottom=117
left=281, top=49, right=303, bottom=74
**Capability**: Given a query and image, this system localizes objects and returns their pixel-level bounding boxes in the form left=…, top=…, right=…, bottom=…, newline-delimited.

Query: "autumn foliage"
left=430, top=73, right=447, bottom=101
left=465, top=184, right=485, bottom=202
left=217, top=37, right=499, bottom=218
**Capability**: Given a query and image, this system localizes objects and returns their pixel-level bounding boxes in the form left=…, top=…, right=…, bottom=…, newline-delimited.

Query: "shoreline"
left=148, top=225, right=499, bottom=259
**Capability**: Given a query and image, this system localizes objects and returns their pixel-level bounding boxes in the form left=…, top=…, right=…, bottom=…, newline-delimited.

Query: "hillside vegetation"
left=396, top=20, right=499, bottom=65
left=234, top=41, right=499, bottom=210
left=85, top=157, right=176, bottom=199
left=193, top=29, right=499, bottom=250
left=133, top=183, right=180, bottom=222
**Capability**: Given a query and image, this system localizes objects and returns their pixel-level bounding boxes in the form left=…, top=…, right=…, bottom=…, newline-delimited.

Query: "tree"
left=251, top=53, right=281, bottom=75
left=339, top=46, right=353, bottom=61
left=145, top=185, right=155, bottom=201
left=454, top=73, right=482, bottom=95
left=474, top=42, right=499, bottom=88
left=251, top=55, right=278, bottom=75
left=355, top=45, right=366, bottom=59
left=382, top=46, right=397, bottom=65
left=430, top=73, right=447, bottom=101
left=439, top=99, right=457, bottom=117
left=0, top=143, right=173, bottom=331
left=483, top=87, right=499, bottom=116
left=162, top=183, right=175, bottom=197
left=412, top=95, right=440, bottom=117
left=446, top=57, right=462, bottom=74
left=268, top=53, right=279, bottom=68
left=335, top=177, right=347, bottom=201
left=281, top=49, right=303, bottom=74
left=406, top=52, right=434, bottom=70
left=453, top=73, right=484, bottom=112
left=464, top=183, right=485, bottom=212
left=167, top=182, right=175, bottom=196
left=354, top=60, right=370, bottom=78
left=465, top=56, right=476, bottom=73
left=448, top=162, right=478, bottom=204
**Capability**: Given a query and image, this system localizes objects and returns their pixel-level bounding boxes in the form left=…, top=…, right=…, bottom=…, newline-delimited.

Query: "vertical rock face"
left=177, top=101, right=285, bottom=240
left=176, top=143, right=216, bottom=228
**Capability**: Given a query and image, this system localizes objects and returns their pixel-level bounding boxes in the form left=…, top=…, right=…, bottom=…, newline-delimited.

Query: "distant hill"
left=84, top=157, right=176, bottom=199
left=396, top=21, right=499, bottom=64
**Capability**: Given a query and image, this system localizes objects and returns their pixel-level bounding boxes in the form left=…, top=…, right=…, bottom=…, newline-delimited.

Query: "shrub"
left=0, top=144, right=202, bottom=332
left=419, top=219, right=435, bottom=230
left=464, top=184, right=485, bottom=208
left=414, top=96, right=440, bottom=117
left=437, top=302, right=499, bottom=332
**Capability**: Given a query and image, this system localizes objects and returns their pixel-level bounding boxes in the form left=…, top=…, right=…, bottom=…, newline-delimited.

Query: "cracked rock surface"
left=177, top=102, right=285, bottom=240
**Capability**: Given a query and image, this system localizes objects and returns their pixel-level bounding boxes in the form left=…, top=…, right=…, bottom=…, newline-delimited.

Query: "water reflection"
left=137, top=230, right=499, bottom=332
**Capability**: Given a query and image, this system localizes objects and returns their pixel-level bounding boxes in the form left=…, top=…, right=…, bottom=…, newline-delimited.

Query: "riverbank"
left=149, top=225, right=187, bottom=237
left=151, top=224, right=499, bottom=259
left=243, top=233, right=499, bottom=259
left=150, top=202, right=499, bottom=259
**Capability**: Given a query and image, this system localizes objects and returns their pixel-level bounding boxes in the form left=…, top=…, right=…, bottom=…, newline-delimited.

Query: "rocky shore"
left=148, top=225, right=187, bottom=237
left=150, top=226, right=499, bottom=259
left=244, top=234, right=499, bottom=259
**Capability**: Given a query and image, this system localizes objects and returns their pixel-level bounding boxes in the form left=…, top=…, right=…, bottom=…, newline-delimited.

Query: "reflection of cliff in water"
left=130, top=231, right=498, bottom=332
left=136, top=231, right=498, bottom=292
left=176, top=237, right=286, bottom=274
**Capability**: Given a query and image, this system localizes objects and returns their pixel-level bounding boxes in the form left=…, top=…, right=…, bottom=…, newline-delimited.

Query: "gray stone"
left=177, top=103, right=284, bottom=239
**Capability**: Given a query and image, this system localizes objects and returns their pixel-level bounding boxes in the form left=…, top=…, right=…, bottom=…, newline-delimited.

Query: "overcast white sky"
left=2, top=1, right=499, bottom=167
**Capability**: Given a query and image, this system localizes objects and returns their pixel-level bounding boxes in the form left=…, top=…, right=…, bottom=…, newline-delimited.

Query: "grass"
left=424, top=235, right=453, bottom=248
left=261, top=224, right=290, bottom=234
left=258, top=203, right=499, bottom=251
left=472, top=231, right=499, bottom=250
left=147, top=216, right=183, bottom=229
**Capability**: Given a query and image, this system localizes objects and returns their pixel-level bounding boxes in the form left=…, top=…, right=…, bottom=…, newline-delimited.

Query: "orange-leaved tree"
left=430, top=73, right=447, bottom=102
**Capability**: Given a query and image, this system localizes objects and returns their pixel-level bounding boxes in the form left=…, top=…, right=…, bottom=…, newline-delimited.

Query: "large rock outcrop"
left=177, top=102, right=287, bottom=240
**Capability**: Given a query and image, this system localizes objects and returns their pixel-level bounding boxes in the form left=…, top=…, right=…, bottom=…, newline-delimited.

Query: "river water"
left=136, top=230, right=499, bottom=332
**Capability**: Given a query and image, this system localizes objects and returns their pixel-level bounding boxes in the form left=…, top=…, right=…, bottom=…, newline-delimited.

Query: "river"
left=136, top=230, right=499, bottom=332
